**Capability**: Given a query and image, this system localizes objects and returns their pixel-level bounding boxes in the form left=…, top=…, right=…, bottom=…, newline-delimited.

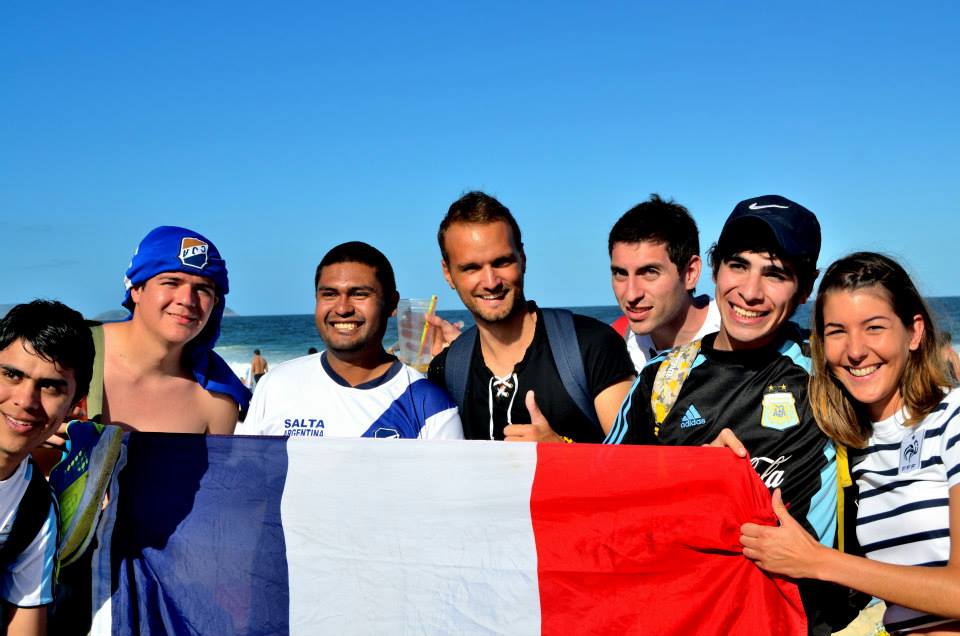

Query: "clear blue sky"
left=3, top=1, right=958, bottom=317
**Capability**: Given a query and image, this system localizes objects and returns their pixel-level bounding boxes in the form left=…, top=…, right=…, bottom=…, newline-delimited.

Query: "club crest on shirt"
left=179, top=237, right=209, bottom=269
left=899, top=429, right=923, bottom=474
left=761, top=384, right=800, bottom=430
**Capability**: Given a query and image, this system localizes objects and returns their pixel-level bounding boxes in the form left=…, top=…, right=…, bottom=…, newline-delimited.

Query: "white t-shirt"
left=0, top=459, right=57, bottom=606
left=238, top=353, right=464, bottom=440
left=623, top=297, right=721, bottom=372
left=851, top=386, right=960, bottom=634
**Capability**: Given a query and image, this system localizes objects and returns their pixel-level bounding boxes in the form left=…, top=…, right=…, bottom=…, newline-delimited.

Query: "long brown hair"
left=809, top=252, right=953, bottom=447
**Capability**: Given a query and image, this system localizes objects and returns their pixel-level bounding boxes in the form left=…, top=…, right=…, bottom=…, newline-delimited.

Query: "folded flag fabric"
left=91, top=435, right=806, bottom=635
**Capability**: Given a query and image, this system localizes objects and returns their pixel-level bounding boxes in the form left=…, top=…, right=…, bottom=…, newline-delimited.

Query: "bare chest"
left=103, top=372, right=211, bottom=433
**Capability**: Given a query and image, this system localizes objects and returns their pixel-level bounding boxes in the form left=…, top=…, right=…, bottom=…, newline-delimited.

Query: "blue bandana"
left=122, top=226, right=251, bottom=409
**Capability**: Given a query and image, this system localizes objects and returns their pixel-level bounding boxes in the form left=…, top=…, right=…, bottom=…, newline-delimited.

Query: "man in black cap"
left=605, top=195, right=847, bottom=634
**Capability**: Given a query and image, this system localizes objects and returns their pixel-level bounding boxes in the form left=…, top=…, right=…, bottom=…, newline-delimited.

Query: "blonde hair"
left=809, top=252, right=953, bottom=448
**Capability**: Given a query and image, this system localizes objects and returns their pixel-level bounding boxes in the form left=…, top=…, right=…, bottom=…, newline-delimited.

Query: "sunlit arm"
left=593, top=378, right=634, bottom=436
left=741, top=487, right=960, bottom=621
left=3, top=604, right=46, bottom=636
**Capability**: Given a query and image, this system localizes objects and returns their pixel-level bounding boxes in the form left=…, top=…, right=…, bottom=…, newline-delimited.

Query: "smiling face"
left=0, top=339, right=77, bottom=476
left=822, top=287, right=923, bottom=421
left=130, top=272, right=218, bottom=345
left=441, top=221, right=526, bottom=325
left=315, top=261, right=392, bottom=358
left=611, top=240, right=699, bottom=339
left=714, top=251, right=804, bottom=351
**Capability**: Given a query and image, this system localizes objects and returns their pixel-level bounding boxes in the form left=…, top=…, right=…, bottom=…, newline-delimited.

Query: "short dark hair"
left=253, top=349, right=261, bottom=355
left=708, top=222, right=819, bottom=301
left=0, top=300, right=94, bottom=404
left=438, top=191, right=523, bottom=262
left=315, top=241, right=398, bottom=305
left=607, top=194, right=700, bottom=271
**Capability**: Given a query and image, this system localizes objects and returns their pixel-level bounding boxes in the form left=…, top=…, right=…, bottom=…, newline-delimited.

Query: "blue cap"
left=121, top=226, right=250, bottom=409
left=719, top=195, right=821, bottom=266
left=122, top=225, right=230, bottom=350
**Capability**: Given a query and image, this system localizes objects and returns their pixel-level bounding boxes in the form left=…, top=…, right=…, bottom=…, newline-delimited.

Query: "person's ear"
left=441, top=259, right=455, bottom=290
left=387, top=291, right=400, bottom=318
left=908, top=314, right=925, bottom=351
left=683, top=255, right=702, bottom=292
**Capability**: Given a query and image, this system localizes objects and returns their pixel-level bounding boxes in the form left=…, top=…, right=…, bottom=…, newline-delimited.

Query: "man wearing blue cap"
left=89, top=226, right=250, bottom=433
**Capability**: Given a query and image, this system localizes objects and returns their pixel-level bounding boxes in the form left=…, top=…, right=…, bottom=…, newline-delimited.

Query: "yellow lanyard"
left=650, top=339, right=702, bottom=437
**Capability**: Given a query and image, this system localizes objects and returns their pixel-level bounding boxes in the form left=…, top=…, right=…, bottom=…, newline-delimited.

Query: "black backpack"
left=444, top=308, right=603, bottom=436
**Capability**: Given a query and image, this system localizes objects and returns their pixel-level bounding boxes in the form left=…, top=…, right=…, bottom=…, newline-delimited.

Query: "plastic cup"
left=396, top=298, right=435, bottom=372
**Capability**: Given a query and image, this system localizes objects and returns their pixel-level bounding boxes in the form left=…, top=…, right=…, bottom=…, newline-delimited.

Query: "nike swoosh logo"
left=749, top=202, right=789, bottom=210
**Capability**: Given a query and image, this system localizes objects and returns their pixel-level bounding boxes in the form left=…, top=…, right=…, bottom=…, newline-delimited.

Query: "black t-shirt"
left=429, top=305, right=634, bottom=442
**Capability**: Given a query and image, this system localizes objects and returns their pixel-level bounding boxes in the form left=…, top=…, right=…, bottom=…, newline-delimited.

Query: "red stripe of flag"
left=530, top=444, right=806, bottom=635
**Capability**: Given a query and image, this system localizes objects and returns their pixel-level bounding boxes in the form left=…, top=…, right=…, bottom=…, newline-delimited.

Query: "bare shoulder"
left=101, top=321, right=127, bottom=351
left=201, top=389, right=239, bottom=434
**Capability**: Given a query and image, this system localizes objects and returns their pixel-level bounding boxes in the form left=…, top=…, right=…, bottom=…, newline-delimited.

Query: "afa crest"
left=179, top=237, right=209, bottom=269
left=761, top=385, right=800, bottom=430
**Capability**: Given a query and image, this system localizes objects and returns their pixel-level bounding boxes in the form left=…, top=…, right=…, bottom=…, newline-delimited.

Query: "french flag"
left=91, top=435, right=806, bottom=635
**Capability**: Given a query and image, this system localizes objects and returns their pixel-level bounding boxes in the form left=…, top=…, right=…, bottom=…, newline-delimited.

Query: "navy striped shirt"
left=850, top=387, right=960, bottom=633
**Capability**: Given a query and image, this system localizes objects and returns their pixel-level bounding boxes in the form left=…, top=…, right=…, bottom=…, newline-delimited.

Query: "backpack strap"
left=0, top=459, right=55, bottom=569
left=541, top=308, right=603, bottom=435
left=84, top=324, right=106, bottom=422
left=443, top=326, right=478, bottom=415
left=650, top=339, right=703, bottom=436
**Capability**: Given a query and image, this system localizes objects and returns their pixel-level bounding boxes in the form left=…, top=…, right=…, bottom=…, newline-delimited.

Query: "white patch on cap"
left=178, top=237, right=209, bottom=269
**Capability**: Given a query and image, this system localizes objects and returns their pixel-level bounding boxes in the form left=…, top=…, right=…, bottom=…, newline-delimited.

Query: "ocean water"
left=215, top=298, right=960, bottom=378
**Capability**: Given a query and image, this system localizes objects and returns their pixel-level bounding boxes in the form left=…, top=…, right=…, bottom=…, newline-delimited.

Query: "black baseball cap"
left=717, top=194, right=821, bottom=265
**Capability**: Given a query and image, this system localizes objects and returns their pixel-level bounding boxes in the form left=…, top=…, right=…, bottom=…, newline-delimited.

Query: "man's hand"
left=705, top=427, right=747, bottom=458
left=503, top=390, right=565, bottom=443
left=41, top=422, right=69, bottom=452
left=740, top=489, right=826, bottom=579
left=427, top=314, right=463, bottom=356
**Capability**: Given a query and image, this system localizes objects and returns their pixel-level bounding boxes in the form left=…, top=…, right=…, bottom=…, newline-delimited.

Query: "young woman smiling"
left=740, top=252, right=960, bottom=635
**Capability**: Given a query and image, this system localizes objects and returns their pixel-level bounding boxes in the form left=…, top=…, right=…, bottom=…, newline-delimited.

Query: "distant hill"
left=92, top=306, right=238, bottom=321
left=93, top=309, right=129, bottom=322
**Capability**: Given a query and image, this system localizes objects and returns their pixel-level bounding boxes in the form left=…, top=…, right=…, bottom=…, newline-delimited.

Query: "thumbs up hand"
left=503, top=390, right=566, bottom=443
left=739, top=489, right=827, bottom=579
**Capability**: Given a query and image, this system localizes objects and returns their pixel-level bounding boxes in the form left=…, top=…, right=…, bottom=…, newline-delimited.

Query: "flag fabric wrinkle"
left=86, top=435, right=806, bottom=635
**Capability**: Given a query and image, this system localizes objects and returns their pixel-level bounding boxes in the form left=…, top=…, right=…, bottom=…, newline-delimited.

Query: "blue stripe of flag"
left=111, top=434, right=290, bottom=635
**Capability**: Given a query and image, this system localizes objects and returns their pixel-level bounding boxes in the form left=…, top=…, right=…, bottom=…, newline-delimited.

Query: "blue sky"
left=3, top=1, right=958, bottom=317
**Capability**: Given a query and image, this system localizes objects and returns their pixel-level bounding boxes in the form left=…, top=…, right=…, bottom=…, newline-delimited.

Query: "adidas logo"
left=680, top=404, right=706, bottom=429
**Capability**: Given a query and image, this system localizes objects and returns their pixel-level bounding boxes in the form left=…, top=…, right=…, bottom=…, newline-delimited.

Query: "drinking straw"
left=416, top=295, right=438, bottom=363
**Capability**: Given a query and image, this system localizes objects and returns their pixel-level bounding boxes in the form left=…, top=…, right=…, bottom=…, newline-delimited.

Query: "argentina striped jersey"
left=238, top=352, right=463, bottom=440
